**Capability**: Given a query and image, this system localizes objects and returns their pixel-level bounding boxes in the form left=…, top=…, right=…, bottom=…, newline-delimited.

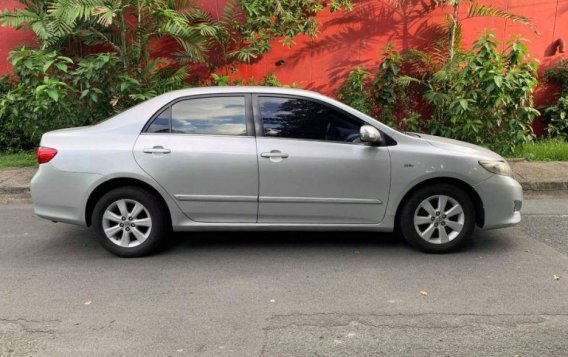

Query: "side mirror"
left=360, top=125, right=383, bottom=145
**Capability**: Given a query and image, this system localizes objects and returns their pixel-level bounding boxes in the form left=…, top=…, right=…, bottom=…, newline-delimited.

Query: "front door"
left=254, top=95, right=391, bottom=224
left=133, top=95, right=258, bottom=223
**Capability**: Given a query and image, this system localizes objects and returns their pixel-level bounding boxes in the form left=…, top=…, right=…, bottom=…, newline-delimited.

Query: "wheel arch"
left=394, top=177, right=485, bottom=229
left=85, top=177, right=172, bottom=227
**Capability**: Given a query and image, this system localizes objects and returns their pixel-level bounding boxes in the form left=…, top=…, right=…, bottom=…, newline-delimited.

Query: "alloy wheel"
left=102, top=199, right=152, bottom=248
left=413, top=195, right=465, bottom=244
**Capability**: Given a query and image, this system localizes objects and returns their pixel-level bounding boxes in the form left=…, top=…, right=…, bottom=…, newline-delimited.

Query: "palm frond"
left=47, top=0, right=102, bottom=36
left=395, top=75, right=422, bottom=87
left=172, top=36, right=208, bottom=64
left=467, top=3, right=530, bottom=24
left=0, top=8, right=41, bottom=28
left=92, top=5, right=118, bottom=27
left=221, top=0, right=244, bottom=24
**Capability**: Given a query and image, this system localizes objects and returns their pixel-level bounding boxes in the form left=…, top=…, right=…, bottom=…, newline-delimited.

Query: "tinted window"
left=259, top=97, right=363, bottom=142
left=171, top=97, right=247, bottom=136
left=147, top=108, right=170, bottom=133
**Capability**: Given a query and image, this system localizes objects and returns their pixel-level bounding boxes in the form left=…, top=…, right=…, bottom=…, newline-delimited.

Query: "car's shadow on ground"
left=170, top=230, right=403, bottom=248
left=161, top=228, right=513, bottom=256
left=31, top=221, right=516, bottom=260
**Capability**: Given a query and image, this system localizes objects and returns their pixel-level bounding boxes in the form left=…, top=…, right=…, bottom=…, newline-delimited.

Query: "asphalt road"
left=1, top=200, right=567, bottom=357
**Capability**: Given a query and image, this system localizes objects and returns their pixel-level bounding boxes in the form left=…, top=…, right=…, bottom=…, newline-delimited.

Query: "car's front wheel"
left=92, top=186, right=169, bottom=257
left=399, top=184, right=475, bottom=253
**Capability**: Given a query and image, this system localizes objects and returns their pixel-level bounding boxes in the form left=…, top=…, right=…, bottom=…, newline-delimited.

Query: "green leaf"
left=493, top=76, right=503, bottom=88
left=46, top=89, right=59, bottom=102
left=55, top=62, right=68, bottom=72
left=42, top=60, right=54, bottom=73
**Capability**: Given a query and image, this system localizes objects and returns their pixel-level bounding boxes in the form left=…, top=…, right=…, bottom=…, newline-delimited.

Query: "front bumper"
left=31, top=164, right=102, bottom=226
left=474, top=174, right=523, bottom=230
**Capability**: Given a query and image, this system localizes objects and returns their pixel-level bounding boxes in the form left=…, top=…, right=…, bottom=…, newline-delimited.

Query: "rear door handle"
left=261, top=151, right=289, bottom=159
left=143, top=146, right=171, bottom=154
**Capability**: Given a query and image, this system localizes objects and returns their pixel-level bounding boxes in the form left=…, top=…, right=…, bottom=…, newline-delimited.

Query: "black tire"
left=92, top=186, right=170, bottom=257
left=399, top=183, right=475, bottom=253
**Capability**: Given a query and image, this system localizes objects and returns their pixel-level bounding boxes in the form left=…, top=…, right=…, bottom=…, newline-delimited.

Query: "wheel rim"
left=102, top=199, right=152, bottom=248
left=413, top=195, right=465, bottom=245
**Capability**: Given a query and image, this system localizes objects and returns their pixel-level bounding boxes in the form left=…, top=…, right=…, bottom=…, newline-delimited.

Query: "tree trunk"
left=449, top=3, right=459, bottom=61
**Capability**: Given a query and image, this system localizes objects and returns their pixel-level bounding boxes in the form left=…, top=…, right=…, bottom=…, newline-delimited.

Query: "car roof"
left=159, top=86, right=326, bottom=101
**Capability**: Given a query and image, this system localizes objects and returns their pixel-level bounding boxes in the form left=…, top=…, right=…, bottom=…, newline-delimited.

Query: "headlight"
left=478, top=160, right=512, bottom=176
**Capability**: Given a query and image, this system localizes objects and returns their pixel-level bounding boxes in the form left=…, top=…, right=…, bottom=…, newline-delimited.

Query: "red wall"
left=0, top=0, right=36, bottom=74
left=225, top=0, right=568, bottom=96
left=1, top=0, right=567, bottom=97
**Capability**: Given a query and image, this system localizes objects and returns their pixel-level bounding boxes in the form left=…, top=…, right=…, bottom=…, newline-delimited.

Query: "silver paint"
left=30, top=87, right=522, bottom=233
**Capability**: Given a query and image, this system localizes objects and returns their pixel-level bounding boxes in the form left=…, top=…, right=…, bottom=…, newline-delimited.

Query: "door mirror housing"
left=360, top=125, right=383, bottom=145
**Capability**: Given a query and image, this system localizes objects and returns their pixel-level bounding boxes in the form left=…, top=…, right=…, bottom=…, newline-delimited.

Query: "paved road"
left=1, top=200, right=567, bottom=356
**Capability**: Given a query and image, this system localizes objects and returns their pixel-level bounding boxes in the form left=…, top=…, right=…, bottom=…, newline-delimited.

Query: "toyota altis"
left=31, top=87, right=522, bottom=257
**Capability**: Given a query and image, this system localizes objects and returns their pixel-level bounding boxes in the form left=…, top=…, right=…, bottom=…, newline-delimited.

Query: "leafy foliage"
left=542, top=96, right=568, bottom=139
left=226, top=0, right=352, bottom=62
left=372, top=43, right=409, bottom=128
left=0, top=0, right=343, bottom=151
left=209, top=72, right=297, bottom=87
left=337, top=67, right=373, bottom=115
left=0, top=48, right=188, bottom=150
left=422, top=33, right=539, bottom=154
left=336, top=33, right=539, bottom=153
left=545, top=59, right=568, bottom=96
left=541, top=60, right=568, bottom=139
left=337, top=44, right=423, bottom=132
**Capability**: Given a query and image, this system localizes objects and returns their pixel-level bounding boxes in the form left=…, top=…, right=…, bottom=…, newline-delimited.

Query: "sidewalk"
left=0, top=161, right=567, bottom=203
left=0, top=167, right=35, bottom=203
left=510, top=161, right=568, bottom=192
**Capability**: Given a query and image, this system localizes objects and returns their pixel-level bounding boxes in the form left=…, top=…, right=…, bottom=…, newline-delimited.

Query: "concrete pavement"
left=0, top=199, right=567, bottom=356
left=511, top=161, right=568, bottom=191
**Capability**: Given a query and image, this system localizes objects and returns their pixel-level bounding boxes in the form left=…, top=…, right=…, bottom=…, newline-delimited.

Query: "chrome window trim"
left=142, top=93, right=255, bottom=137
left=252, top=93, right=395, bottom=146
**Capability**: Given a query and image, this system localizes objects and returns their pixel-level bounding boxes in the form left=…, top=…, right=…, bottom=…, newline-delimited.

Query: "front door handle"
left=143, top=146, right=171, bottom=154
left=261, top=151, right=289, bottom=159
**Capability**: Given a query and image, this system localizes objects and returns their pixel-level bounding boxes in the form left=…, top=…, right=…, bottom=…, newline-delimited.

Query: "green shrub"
left=372, top=43, right=410, bottom=128
left=542, top=95, right=568, bottom=139
left=542, top=60, right=568, bottom=139
left=0, top=49, right=189, bottom=151
left=0, top=50, right=75, bottom=150
left=423, top=33, right=539, bottom=154
left=337, top=67, right=373, bottom=115
left=209, top=72, right=296, bottom=88
left=544, top=59, right=568, bottom=96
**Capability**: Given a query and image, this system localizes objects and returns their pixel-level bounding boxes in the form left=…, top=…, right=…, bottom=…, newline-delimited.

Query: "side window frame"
left=142, top=93, right=255, bottom=136
left=252, top=93, right=380, bottom=145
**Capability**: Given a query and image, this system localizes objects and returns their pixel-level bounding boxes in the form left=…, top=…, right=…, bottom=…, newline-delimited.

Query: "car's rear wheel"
left=92, top=186, right=169, bottom=257
left=399, top=184, right=475, bottom=253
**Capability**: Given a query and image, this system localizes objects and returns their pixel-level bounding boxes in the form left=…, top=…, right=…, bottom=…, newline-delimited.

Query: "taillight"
left=37, top=147, right=58, bottom=164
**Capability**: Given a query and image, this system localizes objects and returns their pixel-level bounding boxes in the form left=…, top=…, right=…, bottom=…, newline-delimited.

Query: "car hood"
left=415, top=133, right=504, bottom=160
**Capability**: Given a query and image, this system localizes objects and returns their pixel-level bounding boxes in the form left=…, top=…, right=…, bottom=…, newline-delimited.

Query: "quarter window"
left=258, top=97, right=364, bottom=142
left=171, top=97, right=247, bottom=136
left=146, top=108, right=170, bottom=133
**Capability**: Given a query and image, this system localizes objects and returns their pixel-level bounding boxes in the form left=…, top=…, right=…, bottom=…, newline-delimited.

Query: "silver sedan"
left=31, top=87, right=522, bottom=257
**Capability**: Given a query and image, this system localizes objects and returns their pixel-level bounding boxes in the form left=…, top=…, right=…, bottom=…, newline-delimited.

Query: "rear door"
left=254, top=95, right=391, bottom=224
left=133, top=94, right=259, bottom=223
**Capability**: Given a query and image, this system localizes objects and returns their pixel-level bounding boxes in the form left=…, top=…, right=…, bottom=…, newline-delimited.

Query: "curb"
left=520, top=182, right=568, bottom=191
left=0, top=187, right=30, bottom=195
